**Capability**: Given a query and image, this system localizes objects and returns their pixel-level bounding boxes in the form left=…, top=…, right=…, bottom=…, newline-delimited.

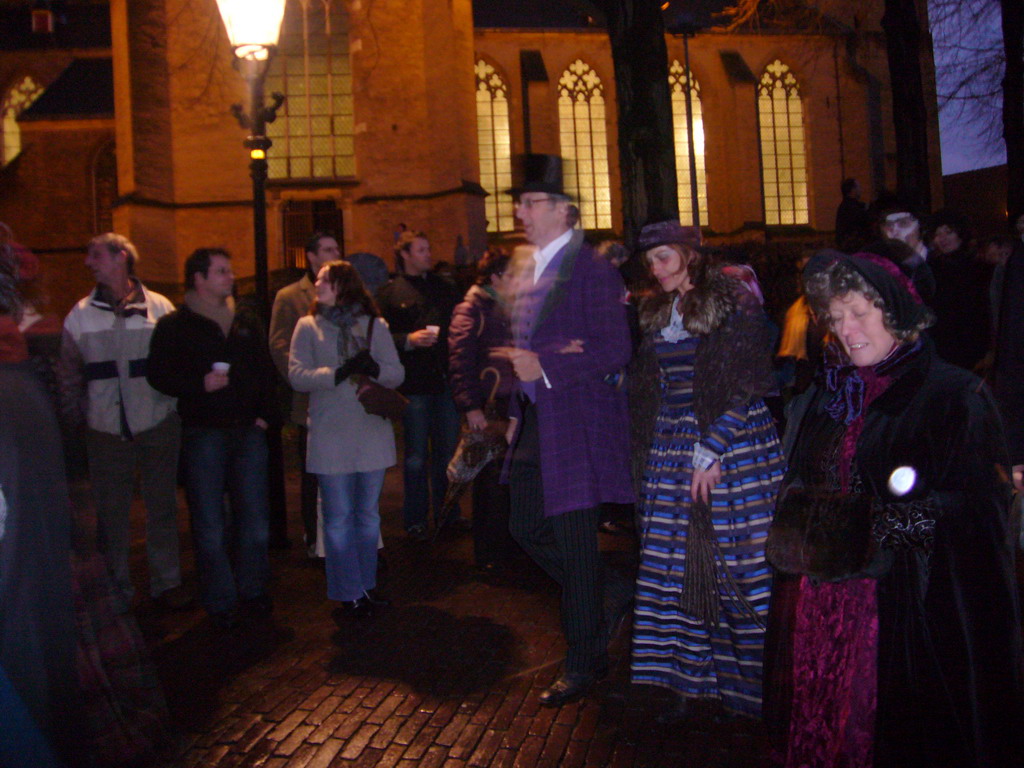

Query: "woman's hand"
left=691, top=462, right=722, bottom=503
left=466, top=409, right=487, bottom=431
left=408, top=328, right=438, bottom=348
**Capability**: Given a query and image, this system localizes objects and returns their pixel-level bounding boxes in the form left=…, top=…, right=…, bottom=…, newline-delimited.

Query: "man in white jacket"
left=57, top=232, right=187, bottom=611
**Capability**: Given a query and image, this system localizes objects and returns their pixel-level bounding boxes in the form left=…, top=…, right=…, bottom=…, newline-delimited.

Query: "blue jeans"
left=183, top=425, right=271, bottom=615
left=318, top=469, right=386, bottom=602
left=402, top=390, right=460, bottom=530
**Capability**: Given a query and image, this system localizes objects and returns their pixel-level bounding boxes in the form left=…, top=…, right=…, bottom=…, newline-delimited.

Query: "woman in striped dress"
left=630, top=220, right=785, bottom=721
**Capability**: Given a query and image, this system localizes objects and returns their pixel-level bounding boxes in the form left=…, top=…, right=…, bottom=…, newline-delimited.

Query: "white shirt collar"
left=534, top=228, right=574, bottom=283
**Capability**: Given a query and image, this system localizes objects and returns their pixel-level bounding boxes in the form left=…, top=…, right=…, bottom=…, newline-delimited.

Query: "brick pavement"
left=130, top=464, right=770, bottom=768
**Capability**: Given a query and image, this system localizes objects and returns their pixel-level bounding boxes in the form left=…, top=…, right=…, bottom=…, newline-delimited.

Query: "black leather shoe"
left=538, top=673, right=595, bottom=707
left=333, top=597, right=373, bottom=623
left=363, top=589, right=390, bottom=607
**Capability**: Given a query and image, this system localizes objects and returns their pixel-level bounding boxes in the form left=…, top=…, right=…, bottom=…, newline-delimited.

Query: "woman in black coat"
left=764, top=251, right=1024, bottom=767
left=928, top=209, right=993, bottom=372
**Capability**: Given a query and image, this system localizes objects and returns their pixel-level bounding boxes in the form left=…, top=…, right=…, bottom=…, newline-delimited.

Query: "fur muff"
left=766, top=486, right=878, bottom=581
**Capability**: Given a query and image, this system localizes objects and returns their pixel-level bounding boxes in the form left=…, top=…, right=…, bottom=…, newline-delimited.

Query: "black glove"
left=335, top=349, right=380, bottom=385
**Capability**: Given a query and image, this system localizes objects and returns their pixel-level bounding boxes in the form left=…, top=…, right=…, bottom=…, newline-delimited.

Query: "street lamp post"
left=681, top=27, right=700, bottom=227
left=214, top=0, right=288, bottom=317
left=665, top=7, right=704, bottom=228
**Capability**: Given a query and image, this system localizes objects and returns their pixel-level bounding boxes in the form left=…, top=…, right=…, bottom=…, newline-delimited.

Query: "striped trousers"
left=508, top=401, right=605, bottom=675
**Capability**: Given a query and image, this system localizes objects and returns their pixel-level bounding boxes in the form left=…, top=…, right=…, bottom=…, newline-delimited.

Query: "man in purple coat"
left=498, top=159, right=634, bottom=706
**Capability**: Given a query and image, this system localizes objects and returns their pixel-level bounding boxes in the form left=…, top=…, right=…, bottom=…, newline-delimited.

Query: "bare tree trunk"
left=1002, top=0, right=1024, bottom=221
left=582, top=0, right=678, bottom=246
left=881, top=0, right=933, bottom=212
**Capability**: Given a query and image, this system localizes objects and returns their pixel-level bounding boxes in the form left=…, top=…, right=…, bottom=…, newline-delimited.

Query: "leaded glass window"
left=669, top=61, right=707, bottom=227
left=265, top=0, right=353, bottom=180
left=475, top=60, right=514, bottom=233
left=2, top=76, right=44, bottom=166
left=557, top=60, right=611, bottom=230
left=758, top=60, right=808, bottom=225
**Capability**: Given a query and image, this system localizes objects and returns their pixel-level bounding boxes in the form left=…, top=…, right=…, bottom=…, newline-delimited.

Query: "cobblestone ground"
left=127, top=463, right=771, bottom=768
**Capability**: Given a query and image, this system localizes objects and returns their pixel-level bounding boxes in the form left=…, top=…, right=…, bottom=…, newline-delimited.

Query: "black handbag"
left=353, top=318, right=408, bottom=420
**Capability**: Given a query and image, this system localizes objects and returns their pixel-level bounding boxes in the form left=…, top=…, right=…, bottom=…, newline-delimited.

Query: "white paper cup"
left=212, top=362, right=231, bottom=373
left=425, top=325, right=440, bottom=334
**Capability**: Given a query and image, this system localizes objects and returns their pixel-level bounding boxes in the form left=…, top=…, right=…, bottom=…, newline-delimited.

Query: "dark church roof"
left=20, top=58, right=113, bottom=120
left=472, top=0, right=593, bottom=29
left=472, top=0, right=732, bottom=31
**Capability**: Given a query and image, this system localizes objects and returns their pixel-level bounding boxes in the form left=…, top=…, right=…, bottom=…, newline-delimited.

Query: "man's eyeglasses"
left=516, top=196, right=556, bottom=210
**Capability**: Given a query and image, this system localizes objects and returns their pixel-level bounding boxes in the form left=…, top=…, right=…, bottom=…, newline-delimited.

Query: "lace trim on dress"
left=660, top=302, right=692, bottom=344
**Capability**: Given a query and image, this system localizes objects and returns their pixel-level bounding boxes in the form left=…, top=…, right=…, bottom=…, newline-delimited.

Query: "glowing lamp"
left=214, top=0, right=287, bottom=61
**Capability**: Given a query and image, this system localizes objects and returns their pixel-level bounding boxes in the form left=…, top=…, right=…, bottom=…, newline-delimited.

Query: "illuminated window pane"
left=313, top=157, right=332, bottom=176
left=669, top=61, right=708, bottom=227
left=268, top=158, right=287, bottom=177
left=557, top=60, right=612, bottom=229
left=311, top=115, right=330, bottom=135
left=757, top=60, right=809, bottom=225
left=475, top=59, right=515, bottom=233
left=265, top=0, right=354, bottom=179
left=3, top=76, right=44, bottom=166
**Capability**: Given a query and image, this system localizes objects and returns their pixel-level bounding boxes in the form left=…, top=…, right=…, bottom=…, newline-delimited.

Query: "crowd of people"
left=1, top=158, right=1023, bottom=767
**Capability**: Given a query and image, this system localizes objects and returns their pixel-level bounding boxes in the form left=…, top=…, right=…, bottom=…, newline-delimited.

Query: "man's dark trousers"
left=508, top=400, right=604, bottom=675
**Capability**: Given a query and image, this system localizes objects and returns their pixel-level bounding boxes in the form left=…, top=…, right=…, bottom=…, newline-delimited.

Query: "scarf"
left=318, top=303, right=363, bottom=360
left=824, top=339, right=923, bottom=425
left=184, top=290, right=235, bottom=336
left=481, top=283, right=509, bottom=310
left=824, top=338, right=923, bottom=490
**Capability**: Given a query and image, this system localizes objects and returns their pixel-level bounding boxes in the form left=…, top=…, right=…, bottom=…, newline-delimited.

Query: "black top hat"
left=506, top=154, right=571, bottom=199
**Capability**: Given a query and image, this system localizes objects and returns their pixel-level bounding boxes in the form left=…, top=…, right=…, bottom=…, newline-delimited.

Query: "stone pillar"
left=346, top=0, right=486, bottom=266
left=110, top=0, right=255, bottom=288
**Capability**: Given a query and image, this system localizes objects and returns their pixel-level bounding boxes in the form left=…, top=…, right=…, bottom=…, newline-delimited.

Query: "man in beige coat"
left=269, top=231, right=340, bottom=555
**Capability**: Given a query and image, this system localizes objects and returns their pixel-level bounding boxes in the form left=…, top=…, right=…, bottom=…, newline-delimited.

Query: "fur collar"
left=640, top=269, right=740, bottom=337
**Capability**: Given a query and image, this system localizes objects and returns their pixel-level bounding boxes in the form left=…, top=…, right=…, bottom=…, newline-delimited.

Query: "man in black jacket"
left=377, top=231, right=461, bottom=540
left=835, top=177, right=868, bottom=252
left=147, top=248, right=277, bottom=627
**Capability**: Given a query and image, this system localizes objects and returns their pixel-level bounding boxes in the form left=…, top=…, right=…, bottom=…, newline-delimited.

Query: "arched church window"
left=2, top=76, right=44, bottom=166
left=475, top=60, right=514, bottom=233
left=758, top=60, right=808, bottom=225
left=557, top=60, right=611, bottom=230
left=265, top=0, right=353, bottom=180
left=669, top=61, right=707, bottom=227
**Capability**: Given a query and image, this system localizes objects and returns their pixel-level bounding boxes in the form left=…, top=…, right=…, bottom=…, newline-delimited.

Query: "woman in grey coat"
left=289, top=261, right=404, bottom=619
